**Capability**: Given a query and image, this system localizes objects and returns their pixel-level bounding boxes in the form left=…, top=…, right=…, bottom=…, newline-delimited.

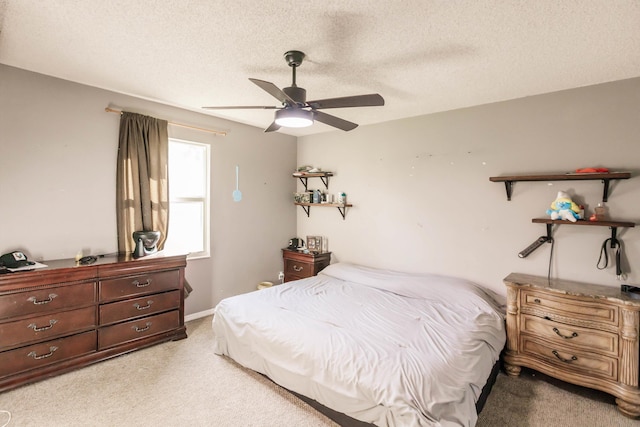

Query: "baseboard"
left=185, top=308, right=215, bottom=322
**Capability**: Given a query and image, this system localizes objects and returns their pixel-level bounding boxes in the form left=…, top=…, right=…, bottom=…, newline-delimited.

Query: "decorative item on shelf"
left=590, top=202, right=608, bottom=221
left=293, top=165, right=318, bottom=176
left=312, top=189, right=322, bottom=203
left=132, top=230, right=161, bottom=259
left=337, top=192, right=346, bottom=205
left=546, top=191, right=580, bottom=222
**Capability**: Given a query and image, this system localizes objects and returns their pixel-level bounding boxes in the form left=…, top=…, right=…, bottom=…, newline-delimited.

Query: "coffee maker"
left=287, top=237, right=304, bottom=251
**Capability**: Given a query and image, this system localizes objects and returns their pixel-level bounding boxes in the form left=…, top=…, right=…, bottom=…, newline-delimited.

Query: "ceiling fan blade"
left=314, top=111, right=358, bottom=131
left=249, top=78, right=296, bottom=105
left=202, top=105, right=279, bottom=110
left=307, top=94, right=384, bottom=109
left=264, top=121, right=281, bottom=133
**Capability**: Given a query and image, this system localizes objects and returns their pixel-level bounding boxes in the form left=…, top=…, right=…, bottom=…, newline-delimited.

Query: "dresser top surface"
left=0, top=252, right=187, bottom=290
left=504, top=272, right=640, bottom=306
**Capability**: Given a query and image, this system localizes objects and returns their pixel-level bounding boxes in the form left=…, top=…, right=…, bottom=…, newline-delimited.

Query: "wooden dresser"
left=282, top=249, right=331, bottom=282
left=503, top=273, right=640, bottom=418
left=0, top=252, right=187, bottom=392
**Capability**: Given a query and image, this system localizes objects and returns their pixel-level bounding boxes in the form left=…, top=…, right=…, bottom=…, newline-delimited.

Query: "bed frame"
left=282, top=360, right=502, bottom=426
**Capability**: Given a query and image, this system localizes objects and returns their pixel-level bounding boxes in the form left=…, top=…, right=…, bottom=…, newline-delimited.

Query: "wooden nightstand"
left=503, top=273, right=640, bottom=418
left=282, top=249, right=331, bottom=282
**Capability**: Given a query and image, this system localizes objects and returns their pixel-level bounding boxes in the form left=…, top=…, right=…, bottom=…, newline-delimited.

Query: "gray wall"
left=297, top=77, right=640, bottom=297
left=2, top=63, right=639, bottom=314
left=0, top=64, right=297, bottom=316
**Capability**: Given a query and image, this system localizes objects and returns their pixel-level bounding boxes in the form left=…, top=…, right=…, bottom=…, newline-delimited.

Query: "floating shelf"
left=489, top=172, right=631, bottom=202
left=294, top=202, right=352, bottom=220
left=531, top=218, right=635, bottom=248
left=293, top=172, right=334, bottom=191
left=531, top=218, right=635, bottom=228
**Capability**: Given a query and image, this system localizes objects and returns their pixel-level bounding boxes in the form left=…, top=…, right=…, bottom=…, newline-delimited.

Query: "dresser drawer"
left=99, top=290, right=181, bottom=325
left=284, top=259, right=314, bottom=279
left=99, top=270, right=179, bottom=302
left=0, top=282, right=96, bottom=320
left=98, top=310, right=180, bottom=350
left=0, top=331, right=96, bottom=377
left=0, top=306, right=96, bottom=351
left=521, top=336, right=617, bottom=380
left=521, top=290, right=618, bottom=327
left=521, top=314, right=617, bottom=357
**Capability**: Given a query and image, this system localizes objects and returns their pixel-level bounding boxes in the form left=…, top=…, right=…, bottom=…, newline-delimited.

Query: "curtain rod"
left=104, top=107, right=227, bottom=136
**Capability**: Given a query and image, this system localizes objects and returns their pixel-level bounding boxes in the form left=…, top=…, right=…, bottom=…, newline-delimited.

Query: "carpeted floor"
left=0, top=316, right=635, bottom=426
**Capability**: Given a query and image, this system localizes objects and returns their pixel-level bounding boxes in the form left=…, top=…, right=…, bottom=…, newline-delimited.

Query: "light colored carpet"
left=0, top=315, right=635, bottom=426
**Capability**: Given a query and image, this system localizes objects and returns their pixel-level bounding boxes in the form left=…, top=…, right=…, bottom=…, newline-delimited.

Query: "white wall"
left=0, top=64, right=297, bottom=315
left=297, top=77, right=640, bottom=297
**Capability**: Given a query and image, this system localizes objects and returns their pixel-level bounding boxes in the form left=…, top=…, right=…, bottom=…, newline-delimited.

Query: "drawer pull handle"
left=134, top=301, right=153, bottom=310
left=133, top=279, right=152, bottom=288
left=293, top=265, right=303, bottom=272
left=28, top=294, right=57, bottom=305
left=27, top=346, right=58, bottom=360
left=27, top=319, right=58, bottom=332
left=552, top=350, right=577, bottom=363
left=533, top=298, right=541, bottom=304
left=553, top=327, right=578, bottom=339
left=132, top=322, right=152, bottom=333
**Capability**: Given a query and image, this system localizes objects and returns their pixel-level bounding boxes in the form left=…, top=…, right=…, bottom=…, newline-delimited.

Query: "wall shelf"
left=531, top=218, right=635, bottom=247
left=489, top=172, right=631, bottom=201
left=293, top=172, right=333, bottom=191
left=294, top=202, right=352, bottom=220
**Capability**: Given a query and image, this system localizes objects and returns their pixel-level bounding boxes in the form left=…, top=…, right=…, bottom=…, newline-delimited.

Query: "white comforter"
left=212, top=263, right=505, bottom=427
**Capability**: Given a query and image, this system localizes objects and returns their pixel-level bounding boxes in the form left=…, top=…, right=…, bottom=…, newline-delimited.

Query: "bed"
left=212, top=263, right=506, bottom=426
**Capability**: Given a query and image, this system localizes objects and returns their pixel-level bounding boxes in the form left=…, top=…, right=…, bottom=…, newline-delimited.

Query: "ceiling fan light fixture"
left=275, top=108, right=314, bottom=128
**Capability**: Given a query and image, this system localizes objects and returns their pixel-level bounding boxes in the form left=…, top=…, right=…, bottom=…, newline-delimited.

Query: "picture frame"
left=306, top=235, right=323, bottom=252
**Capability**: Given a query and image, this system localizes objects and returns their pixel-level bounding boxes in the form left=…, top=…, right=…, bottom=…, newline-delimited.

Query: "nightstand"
left=503, top=273, right=640, bottom=418
left=282, top=249, right=331, bottom=282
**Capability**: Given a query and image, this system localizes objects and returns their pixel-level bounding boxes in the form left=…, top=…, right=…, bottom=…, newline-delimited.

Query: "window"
left=164, top=139, right=210, bottom=259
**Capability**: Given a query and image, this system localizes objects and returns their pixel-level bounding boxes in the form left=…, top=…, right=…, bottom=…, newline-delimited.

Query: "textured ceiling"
left=1, top=1, right=639, bottom=136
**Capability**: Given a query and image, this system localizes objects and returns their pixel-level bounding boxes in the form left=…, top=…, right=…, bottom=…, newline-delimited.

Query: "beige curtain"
left=116, top=112, right=169, bottom=254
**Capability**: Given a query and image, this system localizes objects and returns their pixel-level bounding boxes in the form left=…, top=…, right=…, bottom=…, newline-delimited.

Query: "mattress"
left=212, top=263, right=506, bottom=426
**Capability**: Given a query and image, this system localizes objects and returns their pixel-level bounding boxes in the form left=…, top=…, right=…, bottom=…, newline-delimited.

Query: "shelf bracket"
left=320, top=175, right=330, bottom=190
left=504, top=181, right=514, bottom=201
left=545, top=224, right=553, bottom=240
left=337, top=205, right=347, bottom=220
left=601, top=179, right=611, bottom=202
left=300, top=205, right=310, bottom=217
left=610, top=227, right=619, bottom=248
left=297, top=177, right=309, bottom=192
left=297, top=176, right=330, bottom=191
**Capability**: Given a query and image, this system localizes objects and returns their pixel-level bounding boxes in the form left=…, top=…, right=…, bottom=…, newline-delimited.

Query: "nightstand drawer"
left=0, top=331, right=96, bottom=377
left=98, top=310, right=180, bottom=349
left=284, top=259, right=314, bottom=279
left=521, top=336, right=617, bottom=380
left=521, top=290, right=618, bottom=327
left=0, top=282, right=96, bottom=320
left=521, top=314, right=617, bottom=357
left=99, top=290, right=181, bottom=325
left=99, top=270, right=179, bottom=301
left=0, top=306, right=96, bottom=350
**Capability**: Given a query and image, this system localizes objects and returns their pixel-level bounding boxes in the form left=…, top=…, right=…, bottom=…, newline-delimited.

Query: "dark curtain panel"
left=116, top=112, right=169, bottom=254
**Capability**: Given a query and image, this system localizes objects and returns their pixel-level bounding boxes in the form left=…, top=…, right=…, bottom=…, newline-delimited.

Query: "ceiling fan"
left=203, top=50, right=384, bottom=132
